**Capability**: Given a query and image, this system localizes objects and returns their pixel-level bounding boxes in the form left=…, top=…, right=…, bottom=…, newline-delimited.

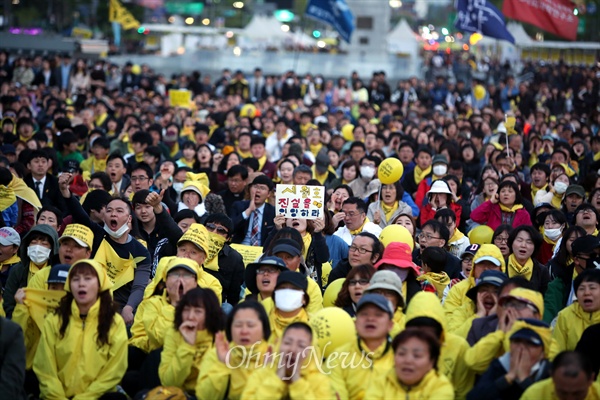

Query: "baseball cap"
left=272, top=238, right=302, bottom=258
left=47, top=264, right=70, bottom=284
left=245, top=256, right=288, bottom=294
left=0, top=227, right=21, bottom=247
left=572, top=235, right=600, bottom=257
left=499, top=288, right=544, bottom=315
left=460, top=244, right=480, bottom=259
left=473, top=244, right=505, bottom=268
left=178, top=223, right=209, bottom=254
left=565, top=185, right=585, bottom=198
left=365, top=270, right=405, bottom=308
left=0, top=144, right=16, bottom=155
left=509, top=319, right=551, bottom=350
left=466, top=270, right=508, bottom=301
left=275, top=270, right=308, bottom=291
left=510, top=328, right=543, bottom=346
left=356, top=293, right=395, bottom=318
left=163, top=257, right=200, bottom=279
left=59, top=224, right=93, bottom=248
left=432, top=154, right=448, bottom=166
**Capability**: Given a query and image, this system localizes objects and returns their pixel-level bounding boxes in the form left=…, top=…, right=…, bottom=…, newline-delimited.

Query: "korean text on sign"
left=275, top=184, right=324, bottom=220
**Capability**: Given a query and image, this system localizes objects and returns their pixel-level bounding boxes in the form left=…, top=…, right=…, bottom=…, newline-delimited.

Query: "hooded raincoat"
left=553, top=302, right=600, bottom=352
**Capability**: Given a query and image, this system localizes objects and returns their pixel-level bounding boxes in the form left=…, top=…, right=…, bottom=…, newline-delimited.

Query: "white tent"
left=507, top=23, right=534, bottom=46
left=289, top=29, right=317, bottom=47
left=387, top=19, right=419, bottom=55
left=242, top=15, right=289, bottom=42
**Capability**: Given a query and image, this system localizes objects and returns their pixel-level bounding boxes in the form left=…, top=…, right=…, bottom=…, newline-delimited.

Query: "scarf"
left=507, top=254, right=534, bottom=281
left=413, top=165, right=431, bottom=185
left=169, top=142, right=180, bottom=158
left=312, top=167, right=328, bottom=185
left=549, top=192, right=563, bottom=210
left=540, top=227, right=558, bottom=247
left=449, top=229, right=465, bottom=244
left=499, top=203, right=524, bottom=213
left=270, top=308, right=310, bottom=343
left=0, top=184, right=17, bottom=212
left=350, top=217, right=370, bottom=235
left=204, top=233, right=226, bottom=272
left=309, top=143, right=323, bottom=156
left=257, top=155, right=268, bottom=171
left=95, top=113, right=108, bottom=128
left=531, top=183, right=547, bottom=199
left=9, top=175, right=42, bottom=210
left=417, top=272, right=451, bottom=300
left=301, top=233, right=312, bottom=260
left=178, top=157, right=195, bottom=169
left=595, top=151, right=600, bottom=162
left=91, top=157, right=107, bottom=173
left=237, top=148, right=252, bottom=159
left=28, top=261, right=49, bottom=282
left=0, top=254, right=20, bottom=271
left=381, top=201, right=399, bottom=223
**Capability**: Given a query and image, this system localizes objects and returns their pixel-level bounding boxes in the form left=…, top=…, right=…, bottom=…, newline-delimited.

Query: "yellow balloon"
left=469, top=32, right=483, bottom=45
left=323, top=278, right=345, bottom=308
left=378, top=157, right=404, bottom=185
left=321, top=261, right=332, bottom=288
left=310, top=307, right=356, bottom=358
left=474, top=85, right=486, bottom=101
left=240, top=104, right=257, bottom=118
left=468, top=225, right=495, bottom=245
left=131, top=64, right=141, bottom=75
left=379, top=224, right=414, bottom=251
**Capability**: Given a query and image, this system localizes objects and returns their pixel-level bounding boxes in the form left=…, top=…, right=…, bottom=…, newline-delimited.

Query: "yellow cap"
left=178, top=223, right=209, bottom=254
left=500, top=287, right=544, bottom=316
left=59, top=224, right=94, bottom=248
left=162, top=257, right=200, bottom=281
left=508, top=319, right=552, bottom=356
left=66, top=259, right=113, bottom=293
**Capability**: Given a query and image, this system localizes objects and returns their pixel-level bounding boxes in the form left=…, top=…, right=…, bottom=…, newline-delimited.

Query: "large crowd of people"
left=0, top=49, right=600, bottom=399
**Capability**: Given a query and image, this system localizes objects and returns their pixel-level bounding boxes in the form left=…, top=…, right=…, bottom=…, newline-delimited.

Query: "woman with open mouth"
left=554, top=269, right=600, bottom=352
left=471, top=180, right=532, bottom=230
left=33, top=259, right=127, bottom=399
left=196, top=301, right=271, bottom=400
left=242, top=322, right=335, bottom=399
left=244, top=256, right=288, bottom=308
left=507, top=225, right=549, bottom=294
left=334, top=264, right=375, bottom=317
left=365, top=328, right=453, bottom=399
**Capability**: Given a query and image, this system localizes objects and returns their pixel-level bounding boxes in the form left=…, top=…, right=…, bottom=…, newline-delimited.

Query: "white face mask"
left=104, top=222, right=129, bottom=239
left=554, top=182, right=568, bottom=194
left=173, top=182, right=184, bottom=194
left=433, top=165, right=447, bottom=176
left=274, top=288, right=304, bottom=312
left=544, top=227, right=563, bottom=241
left=27, top=245, right=51, bottom=265
left=360, top=166, right=375, bottom=179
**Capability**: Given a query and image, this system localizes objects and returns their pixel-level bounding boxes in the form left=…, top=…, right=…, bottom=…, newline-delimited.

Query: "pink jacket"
left=470, top=200, right=532, bottom=230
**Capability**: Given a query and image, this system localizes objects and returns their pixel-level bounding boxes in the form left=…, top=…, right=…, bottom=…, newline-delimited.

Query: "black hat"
left=572, top=235, right=600, bottom=257
left=47, top=264, right=70, bottom=284
left=250, top=174, right=274, bottom=190
left=276, top=270, right=308, bottom=291
left=460, top=243, right=480, bottom=259
left=245, top=256, right=287, bottom=294
left=466, top=270, right=508, bottom=301
left=272, top=238, right=302, bottom=257
left=315, top=150, right=329, bottom=173
left=356, top=293, right=394, bottom=318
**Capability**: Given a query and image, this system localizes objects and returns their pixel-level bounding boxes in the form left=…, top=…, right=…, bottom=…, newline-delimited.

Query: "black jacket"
left=413, top=247, right=462, bottom=280
left=467, top=314, right=499, bottom=346
left=218, top=189, right=245, bottom=218
left=467, top=355, right=551, bottom=400
left=24, top=173, right=67, bottom=214
left=0, top=317, right=26, bottom=400
left=204, top=244, right=244, bottom=306
left=231, top=201, right=275, bottom=246
left=138, top=207, right=184, bottom=277
left=328, top=259, right=352, bottom=286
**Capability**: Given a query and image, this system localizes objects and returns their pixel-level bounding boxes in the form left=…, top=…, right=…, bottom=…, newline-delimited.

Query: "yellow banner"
left=230, top=244, right=264, bottom=267
left=94, top=240, right=145, bottom=290
left=109, top=0, right=141, bottom=30
left=169, top=89, right=192, bottom=109
left=23, top=288, right=66, bottom=330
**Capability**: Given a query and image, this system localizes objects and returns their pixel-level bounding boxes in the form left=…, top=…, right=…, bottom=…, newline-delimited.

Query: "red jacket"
left=419, top=202, right=463, bottom=227
left=470, top=200, right=532, bottom=230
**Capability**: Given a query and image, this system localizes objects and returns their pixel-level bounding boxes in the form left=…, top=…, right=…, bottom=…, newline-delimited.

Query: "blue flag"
left=455, top=0, right=515, bottom=44
left=305, top=0, right=355, bottom=43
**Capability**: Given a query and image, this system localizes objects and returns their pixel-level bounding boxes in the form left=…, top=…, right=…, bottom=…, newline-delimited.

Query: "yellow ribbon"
left=414, top=165, right=431, bottom=185
left=499, top=203, right=524, bottom=213
left=507, top=254, right=534, bottom=281
left=381, top=201, right=399, bottom=222
left=350, top=217, right=370, bottom=235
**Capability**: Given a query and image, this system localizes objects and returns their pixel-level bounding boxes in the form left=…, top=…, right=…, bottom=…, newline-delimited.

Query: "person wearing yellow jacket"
left=464, top=288, right=560, bottom=374
left=404, top=291, right=474, bottom=399
left=268, top=271, right=311, bottom=345
left=33, top=259, right=128, bottom=399
left=553, top=269, right=600, bottom=352
left=327, top=293, right=395, bottom=400
left=159, top=287, right=226, bottom=395
left=444, top=244, right=505, bottom=323
left=364, top=327, right=454, bottom=400
left=242, top=322, right=336, bottom=400
left=521, top=351, right=600, bottom=400
left=196, top=301, right=271, bottom=400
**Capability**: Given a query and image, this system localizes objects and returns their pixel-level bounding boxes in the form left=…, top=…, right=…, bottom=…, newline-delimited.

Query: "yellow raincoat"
left=364, top=367, right=454, bottom=400
left=553, top=302, right=600, bottom=351
left=159, top=328, right=214, bottom=394
left=196, top=341, right=270, bottom=400
left=405, top=291, right=474, bottom=399
left=521, top=378, right=600, bottom=400
left=128, top=294, right=175, bottom=352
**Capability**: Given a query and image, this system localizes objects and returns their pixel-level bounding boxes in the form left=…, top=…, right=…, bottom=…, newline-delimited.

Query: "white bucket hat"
left=427, top=180, right=452, bottom=196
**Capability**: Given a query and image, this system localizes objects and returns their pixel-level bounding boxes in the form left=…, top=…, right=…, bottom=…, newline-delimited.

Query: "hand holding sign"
left=275, top=184, right=325, bottom=220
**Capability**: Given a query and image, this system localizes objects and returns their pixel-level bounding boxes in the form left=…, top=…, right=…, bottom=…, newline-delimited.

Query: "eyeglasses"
left=167, top=272, right=195, bottom=280
left=131, top=176, right=149, bottom=182
left=348, top=279, right=370, bottom=286
left=206, top=223, right=229, bottom=236
left=503, top=299, right=537, bottom=312
left=418, top=232, right=441, bottom=241
left=495, top=237, right=509, bottom=243
left=257, top=267, right=279, bottom=275
left=349, top=246, right=373, bottom=254
left=344, top=211, right=363, bottom=218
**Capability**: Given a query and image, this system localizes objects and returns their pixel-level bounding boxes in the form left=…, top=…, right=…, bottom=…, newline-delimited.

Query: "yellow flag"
left=109, top=0, right=140, bottom=30
left=94, top=239, right=146, bottom=290
left=23, top=288, right=66, bottom=330
left=230, top=244, right=264, bottom=267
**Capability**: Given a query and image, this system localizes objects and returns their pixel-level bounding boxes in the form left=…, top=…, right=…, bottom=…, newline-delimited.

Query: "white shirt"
left=33, top=175, right=47, bottom=199
left=334, top=221, right=383, bottom=246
